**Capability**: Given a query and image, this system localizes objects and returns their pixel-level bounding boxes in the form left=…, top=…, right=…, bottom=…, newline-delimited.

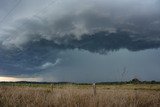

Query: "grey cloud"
left=0, top=0, right=160, bottom=50
left=40, top=58, right=62, bottom=69
left=1, top=0, right=160, bottom=82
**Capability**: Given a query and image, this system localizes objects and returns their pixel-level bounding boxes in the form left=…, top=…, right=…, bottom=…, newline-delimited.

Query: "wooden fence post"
left=51, top=84, right=53, bottom=91
left=92, top=83, right=96, bottom=96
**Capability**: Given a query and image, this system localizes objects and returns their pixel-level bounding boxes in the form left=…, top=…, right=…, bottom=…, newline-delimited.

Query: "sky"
left=0, top=0, right=160, bottom=82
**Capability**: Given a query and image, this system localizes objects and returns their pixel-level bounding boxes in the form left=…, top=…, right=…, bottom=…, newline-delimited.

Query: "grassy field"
left=0, top=83, right=160, bottom=107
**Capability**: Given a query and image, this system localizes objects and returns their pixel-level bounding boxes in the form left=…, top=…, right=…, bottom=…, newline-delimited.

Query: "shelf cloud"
left=0, top=0, right=160, bottom=51
left=0, top=0, right=160, bottom=82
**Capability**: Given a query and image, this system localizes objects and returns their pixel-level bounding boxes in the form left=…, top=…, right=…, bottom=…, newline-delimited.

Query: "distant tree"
left=151, top=80, right=156, bottom=84
left=131, top=78, right=141, bottom=84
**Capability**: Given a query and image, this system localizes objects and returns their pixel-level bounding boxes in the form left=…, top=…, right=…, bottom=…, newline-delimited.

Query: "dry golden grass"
left=0, top=84, right=160, bottom=107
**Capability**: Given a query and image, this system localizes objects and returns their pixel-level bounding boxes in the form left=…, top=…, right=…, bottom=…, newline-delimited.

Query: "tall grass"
left=0, top=85, right=159, bottom=107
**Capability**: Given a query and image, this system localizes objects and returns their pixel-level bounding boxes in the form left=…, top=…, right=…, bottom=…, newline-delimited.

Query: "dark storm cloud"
left=0, top=0, right=160, bottom=51
left=0, top=0, right=160, bottom=82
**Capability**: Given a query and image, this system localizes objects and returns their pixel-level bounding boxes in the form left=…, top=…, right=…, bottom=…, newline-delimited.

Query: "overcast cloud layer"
left=0, top=0, right=160, bottom=82
left=0, top=0, right=160, bottom=50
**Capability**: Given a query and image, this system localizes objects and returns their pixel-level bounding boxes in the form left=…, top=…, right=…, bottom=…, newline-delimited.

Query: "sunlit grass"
left=0, top=84, right=159, bottom=107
